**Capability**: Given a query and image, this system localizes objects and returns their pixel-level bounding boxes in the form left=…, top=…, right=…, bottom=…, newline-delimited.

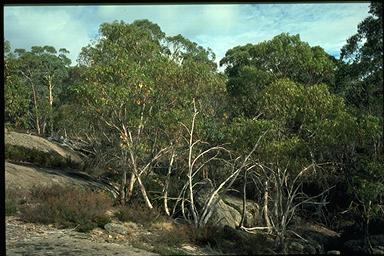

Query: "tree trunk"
left=263, top=180, right=272, bottom=232
left=135, top=172, right=153, bottom=209
left=120, top=169, right=127, bottom=205
left=127, top=172, right=136, bottom=201
left=363, top=201, right=373, bottom=254
left=47, top=76, right=54, bottom=136
left=189, top=171, right=198, bottom=227
left=163, top=151, right=175, bottom=216
left=239, top=170, right=248, bottom=228
left=188, top=102, right=199, bottom=227
left=42, top=120, right=47, bottom=135
left=31, top=84, right=41, bottom=135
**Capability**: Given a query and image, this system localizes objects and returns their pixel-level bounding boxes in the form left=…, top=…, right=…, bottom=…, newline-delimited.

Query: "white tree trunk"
left=163, top=150, right=175, bottom=216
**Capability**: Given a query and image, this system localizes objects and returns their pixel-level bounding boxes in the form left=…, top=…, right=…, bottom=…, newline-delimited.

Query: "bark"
left=188, top=99, right=199, bottom=227
left=126, top=141, right=153, bottom=210
left=47, top=75, right=54, bottom=136
left=136, top=173, right=153, bottom=209
left=239, top=169, right=248, bottom=228
left=127, top=172, right=136, bottom=201
left=120, top=169, right=127, bottom=205
left=31, top=83, right=41, bottom=135
left=163, top=150, right=175, bottom=216
left=42, top=120, right=47, bottom=135
left=263, top=180, right=272, bottom=232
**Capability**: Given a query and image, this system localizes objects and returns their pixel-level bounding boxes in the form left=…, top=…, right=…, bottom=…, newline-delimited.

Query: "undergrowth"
left=20, top=185, right=112, bottom=232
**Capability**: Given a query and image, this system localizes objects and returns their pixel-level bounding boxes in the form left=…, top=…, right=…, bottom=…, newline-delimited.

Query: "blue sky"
left=4, top=3, right=370, bottom=68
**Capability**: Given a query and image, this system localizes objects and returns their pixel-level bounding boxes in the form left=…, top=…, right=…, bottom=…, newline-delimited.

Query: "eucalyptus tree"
left=7, top=45, right=71, bottom=135
left=75, top=20, right=172, bottom=208
left=337, top=2, right=383, bottom=118
left=74, top=19, right=228, bottom=210
left=335, top=3, right=384, bottom=251
left=4, top=41, right=30, bottom=129
left=220, top=33, right=336, bottom=118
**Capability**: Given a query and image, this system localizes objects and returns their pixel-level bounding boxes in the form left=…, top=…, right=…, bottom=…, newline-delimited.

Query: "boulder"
left=194, top=179, right=265, bottom=228
left=206, top=197, right=242, bottom=228
left=287, top=238, right=322, bottom=254
left=195, top=181, right=241, bottom=228
left=223, top=195, right=260, bottom=227
left=288, top=241, right=305, bottom=253
left=5, top=131, right=82, bottom=167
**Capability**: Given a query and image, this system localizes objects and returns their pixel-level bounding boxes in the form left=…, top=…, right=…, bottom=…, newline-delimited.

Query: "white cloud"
left=4, top=6, right=91, bottom=64
left=4, top=3, right=370, bottom=66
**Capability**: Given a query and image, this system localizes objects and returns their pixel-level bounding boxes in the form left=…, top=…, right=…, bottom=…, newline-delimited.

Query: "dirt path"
left=6, top=217, right=158, bottom=256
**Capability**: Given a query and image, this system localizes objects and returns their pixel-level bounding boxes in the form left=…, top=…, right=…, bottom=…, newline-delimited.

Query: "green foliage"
left=20, top=186, right=112, bottom=232
left=5, top=15, right=383, bottom=244
left=338, top=2, right=383, bottom=118
left=4, top=42, right=71, bottom=135
left=224, top=78, right=352, bottom=177
left=221, top=33, right=336, bottom=117
left=4, top=42, right=30, bottom=129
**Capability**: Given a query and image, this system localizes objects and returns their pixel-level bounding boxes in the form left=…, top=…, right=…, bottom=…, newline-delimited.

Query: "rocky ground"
left=6, top=216, right=158, bottom=256
left=5, top=130, right=82, bottom=164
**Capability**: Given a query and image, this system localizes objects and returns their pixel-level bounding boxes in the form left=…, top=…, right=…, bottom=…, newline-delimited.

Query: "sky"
left=4, top=3, right=370, bottom=68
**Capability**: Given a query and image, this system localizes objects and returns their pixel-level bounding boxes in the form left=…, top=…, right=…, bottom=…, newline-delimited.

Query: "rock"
left=195, top=180, right=241, bottom=228
left=223, top=195, right=260, bottom=227
left=124, top=222, right=139, bottom=231
left=5, top=131, right=83, bottom=166
left=209, top=199, right=242, bottom=228
left=289, top=241, right=305, bottom=253
left=90, top=228, right=104, bottom=236
left=326, top=250, right=341, bottom=255
left=104, top=223, right=130, bottom=235
left=181, top=244, right=199, bottom=252
left=372, top=247, right=384, bottom=255
left=303, top=243, right=317, bottom=254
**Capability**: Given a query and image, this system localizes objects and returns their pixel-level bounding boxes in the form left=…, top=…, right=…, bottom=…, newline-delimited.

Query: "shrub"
left=20, top=185, right=112, bottom=232
left=5, top=187, right=29, bottom=216
left=188, top=225, right=221, bottom=246
left=154, top=223, right=190, bottom=247
left=115, top=203, right=168, bottom=228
